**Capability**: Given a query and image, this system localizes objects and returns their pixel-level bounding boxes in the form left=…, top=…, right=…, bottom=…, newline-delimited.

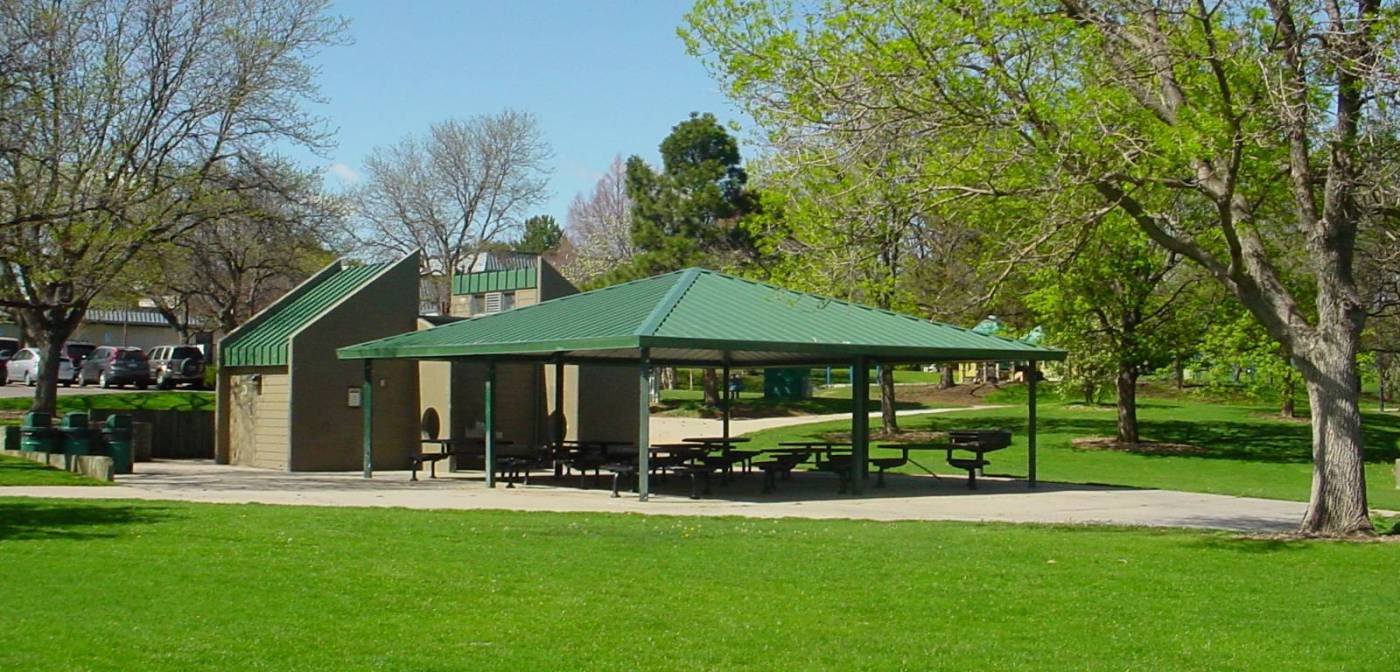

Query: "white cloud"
left=327, top=162, right=362, bottom=185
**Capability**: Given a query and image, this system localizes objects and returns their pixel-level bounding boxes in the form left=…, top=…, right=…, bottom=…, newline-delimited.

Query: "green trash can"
left=59, top=412, right=92, bottom=456
left=19, top=412, right=59, bottom=453
left=102, top=415, right=133, bottom=474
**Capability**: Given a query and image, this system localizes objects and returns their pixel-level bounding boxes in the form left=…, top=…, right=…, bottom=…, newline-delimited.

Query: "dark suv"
left=79, top=346, right=151, bottom=389
left=147, top=345, right=206, bottom=390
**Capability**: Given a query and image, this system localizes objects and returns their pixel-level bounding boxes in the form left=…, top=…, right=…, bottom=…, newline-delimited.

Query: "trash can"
left=3, top=425, right=19, bottom=451
left=19, top=412, right=59, bottom=453
left=59, top=412, right=92, bottom=456
left=102, top=415, right=134, bottom=474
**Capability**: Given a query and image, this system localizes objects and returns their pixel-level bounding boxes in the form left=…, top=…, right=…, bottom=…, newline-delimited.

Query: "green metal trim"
left=637, top=336, right=1067, bottom=361
left=452, top=268, right=537, bottom=295
left=223, top=261, right=390, bottom=367
left=633, top=267, right=701, bottom=336
left=338, top=335, right=643, bottom=360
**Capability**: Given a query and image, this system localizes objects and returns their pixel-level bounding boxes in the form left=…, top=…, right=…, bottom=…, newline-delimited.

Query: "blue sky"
left=305, top=0, right=747, bottom=224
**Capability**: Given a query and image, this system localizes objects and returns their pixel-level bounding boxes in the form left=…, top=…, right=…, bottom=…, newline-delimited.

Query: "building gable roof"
left=222, top=260, right=391, bottom=367
left=338, top=268, right=1064, bottom=365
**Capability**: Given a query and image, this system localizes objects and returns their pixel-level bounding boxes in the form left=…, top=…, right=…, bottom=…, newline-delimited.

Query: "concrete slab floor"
left=0, top=459, right=1317, bottom=533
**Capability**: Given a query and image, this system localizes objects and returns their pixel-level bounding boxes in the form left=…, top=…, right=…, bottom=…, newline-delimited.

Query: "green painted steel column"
left=851, top=357, right=869, bottom=495
left=485, top=360, right=496, bottom=488
left=1028, top=360, right=1038, bottom=488
left=721, top=360, right=731, bottom=439
left=362, top=360, right=373, bottom=479
left=554, top=354, right=565, bottom=477
left=638, top=348, right=651, bottom=501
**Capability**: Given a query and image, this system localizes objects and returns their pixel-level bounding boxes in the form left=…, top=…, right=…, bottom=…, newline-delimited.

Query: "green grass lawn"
left=744, top=394, right=1400, bottom=510
left=1, top=498, right=1395, bottom=671
left=0, top=455, right=107, bottom=486
left=0, top=391, right=214, bottom=418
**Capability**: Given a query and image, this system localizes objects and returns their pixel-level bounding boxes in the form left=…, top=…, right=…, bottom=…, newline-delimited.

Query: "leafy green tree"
left=515, top=215, right=564, bottom=254
left=0, top=0, right=344, bottom=415
left=685, top=0, right=1400, bottom=535
left=1027, top=219, right=1211, bottom=442
left=1201, top=312, right=1302, bottom=418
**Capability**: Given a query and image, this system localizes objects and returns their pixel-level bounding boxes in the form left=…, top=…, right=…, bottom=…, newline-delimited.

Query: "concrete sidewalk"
left=2, top=460, right=1308, bottom=532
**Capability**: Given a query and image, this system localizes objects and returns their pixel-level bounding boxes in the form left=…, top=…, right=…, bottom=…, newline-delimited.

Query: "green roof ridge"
left=633, top=268, right=702, bottom=337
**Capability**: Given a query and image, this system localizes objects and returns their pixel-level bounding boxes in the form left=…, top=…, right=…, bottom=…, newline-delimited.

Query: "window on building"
left=500, top=292, right=515, bottom=311
left=469, top=294, right=484, bottom=315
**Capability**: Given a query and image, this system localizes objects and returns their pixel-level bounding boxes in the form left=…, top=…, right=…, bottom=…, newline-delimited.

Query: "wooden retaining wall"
left=87, top=409, right=214, bottom=460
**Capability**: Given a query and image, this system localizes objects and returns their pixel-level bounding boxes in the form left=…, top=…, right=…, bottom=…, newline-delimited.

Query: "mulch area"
left=1070, top=437, right=1209, bottom=456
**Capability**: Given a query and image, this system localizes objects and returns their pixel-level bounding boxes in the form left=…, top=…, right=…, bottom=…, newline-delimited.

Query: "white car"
left=4, top=347, right=76, bottom=387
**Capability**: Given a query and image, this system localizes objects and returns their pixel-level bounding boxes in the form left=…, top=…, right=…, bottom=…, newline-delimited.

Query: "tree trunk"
left=939, top=363, right=954, bottom=389
left=17, top=305, right=85, bottom=416
left=1083, top=381, right=1095, bottom=405
left=1174, top=355, right=1185, bottom=390
left=879, top=365, right=898, bottom=434
left=1280, top=367, right=1297, bottom=418
left=1296, top=342, right=1373, bottom=535
left=702, top=368, right=720, bottom=407
left=1115, top=366, right=1139, bottom=444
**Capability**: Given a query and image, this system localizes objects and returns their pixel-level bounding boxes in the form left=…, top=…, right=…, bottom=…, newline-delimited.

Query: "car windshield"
left=117, top=349, right=147, bottom=361
left=171, top=347, right=203, bottom=360
left=66, top=344, right=96, bottom=359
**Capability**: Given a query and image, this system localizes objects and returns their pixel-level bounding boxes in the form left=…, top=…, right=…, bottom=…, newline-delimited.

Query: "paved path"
left=649, top=404, right=1008, bottom=443
left=2, top=460, right=1308, bottom=532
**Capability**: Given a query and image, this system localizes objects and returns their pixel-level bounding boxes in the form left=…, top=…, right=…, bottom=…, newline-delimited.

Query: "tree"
left=562, top=156, right=635, bottom=285
left=128, top=159, right=341, bottom=336
left=608, top=113, right=761, bottom=406
left=515, top=215, right=564, bottom=254
left=349, top=111, right=552, bottom=313
left=1027, top=219, right=1210, bottom=441
left=0, top=0, right=345, bottom=415
left=685, top=0, right=1399, bottom=535
left=609, top=112, right=757, bottom=284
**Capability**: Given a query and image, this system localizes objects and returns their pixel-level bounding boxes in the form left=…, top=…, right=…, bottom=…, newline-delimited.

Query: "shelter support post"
left=1028, top=360, right=1038, bottom=488
left=485, top=360, right=496, bottom=488
left=361, top=360, right=373, bottom=479
left=638, top=348, right=651, bottom=501
left=851, top=357, right=869, bottom=495
left=554, top=355, right=565, bottom=477
left=721, top=359, right=731, bottom=439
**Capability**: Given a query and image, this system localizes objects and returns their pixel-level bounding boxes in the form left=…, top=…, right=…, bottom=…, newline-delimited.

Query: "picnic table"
left=683, top=436, right=753, bottom=473
left=411, top=437, right=512, bottom=481
left=879, top=431, right=1011, bottom=489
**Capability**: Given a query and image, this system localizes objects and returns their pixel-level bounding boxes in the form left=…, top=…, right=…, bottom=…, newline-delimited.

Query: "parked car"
left=5, top=347, right=76, bottom=387
left=0, top=337, right=19, bottom=385
left=147, top=345, right=206, bottom=389
left=78, top=346, right=151, bottom=389
left=61, top=342, right=97, bottom=375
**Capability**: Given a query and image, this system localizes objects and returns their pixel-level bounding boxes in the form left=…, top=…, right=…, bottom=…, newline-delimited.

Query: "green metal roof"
left=452, top=268, right=536, bottom=295
left=338, top=268, right=1066, bottom=365
left=222, top=261, right=390, bottom=367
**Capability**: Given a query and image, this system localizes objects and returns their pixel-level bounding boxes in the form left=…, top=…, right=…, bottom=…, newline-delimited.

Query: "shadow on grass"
left=656, top=396, right=926, bottom=420
left=0, top=500, right=172, bottom=541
